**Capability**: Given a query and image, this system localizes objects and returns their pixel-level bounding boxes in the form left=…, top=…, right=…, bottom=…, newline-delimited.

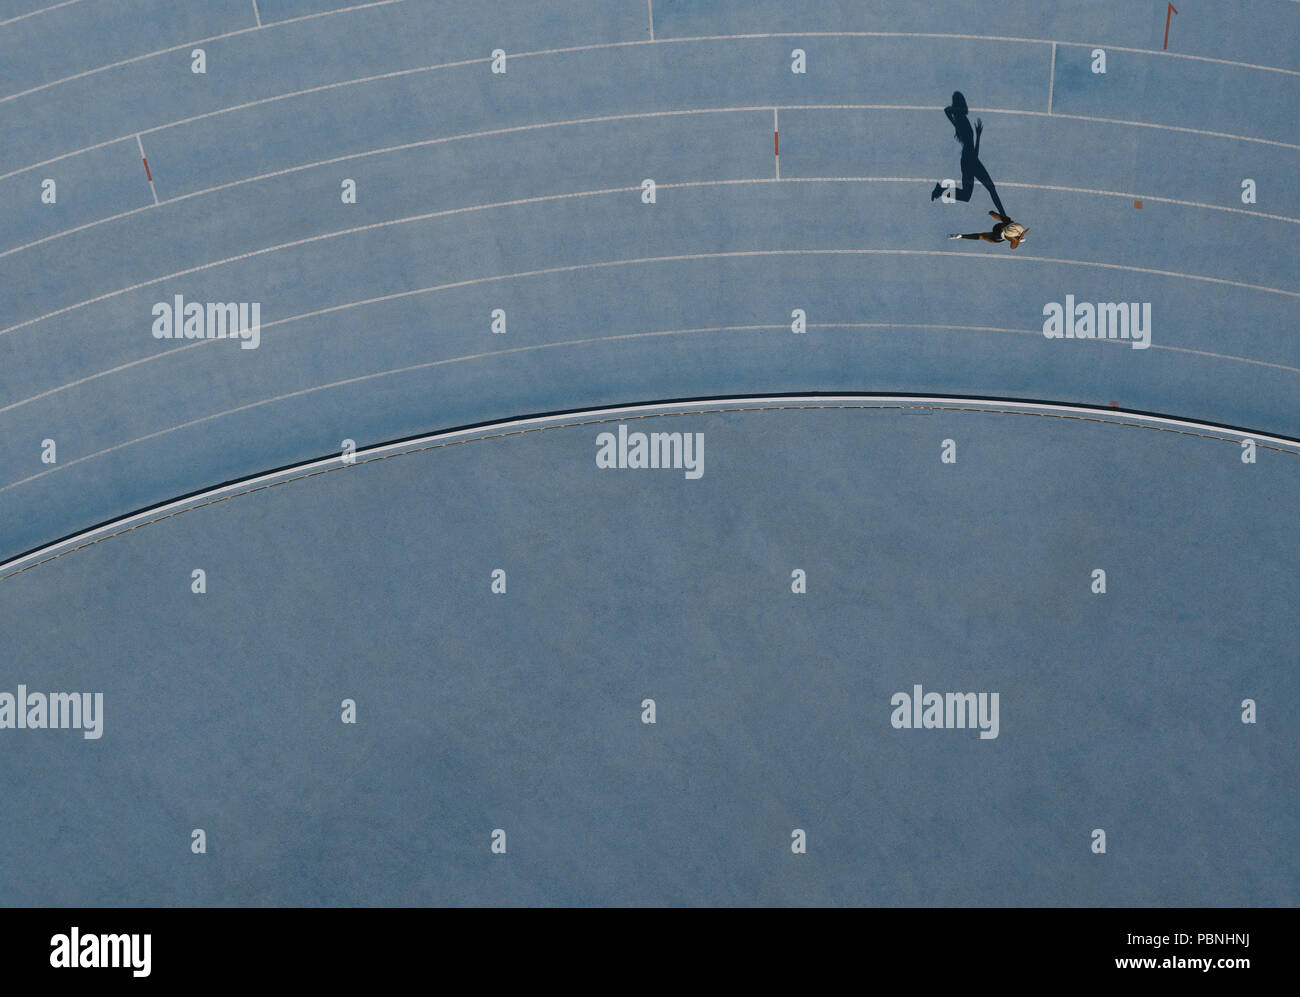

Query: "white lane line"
left=11, top=269, right=1300, bottom=422
left=0, top=338, right=208, bottom=416
left=809, top=323, right=1300, bottom=377
left=251, top=0, right=261, bottom=28
left=668, top=31, right=1300, bottom=78
left=0, top=325, right=779, bottom=496
left=0, top=203, right=156, bottom=260
left=784, top=104, right=1300, bottom=150
left=0, top=0, right=81, bottom=28
left=1048, top=41, right=1056, bottom=113
left=136, top=134, right=158, bottom=205
left=4, top=24, right=1295, bottom=111
left=3, top=27, right=1298, bottom=178
left=511, top=31, right=1300, bottom=78
left=4, top=106, right=1299, bottom=263
left=136, top=58, right=489, bottom=136
left=5, top=320, right=1300, bottom=500
left=1054, top=36, right=1300, bottom=77
left=0, top=0, right=407, bottom=104
left=4, top=181, right=1299, bottom=342
left=1047, top=110, right=1300, bottom=150
left=1, top=322, right=779, bottom=419
left=230, top=251, right=1300, bottom=347
left=0, top=184, right=626, bottom=339
left=0, top=135, right=132, bottom=182
left=647, top=0, right=654, bottom=41
left=244, top=250, right=1300, bottom=337
left=2, top=109, right=735, bottom=258
left=5, top=388, right=1300, bottom=579
left=774, top=176, right=1300, bottom=224
left=5, top=98, right=1294, bottom=188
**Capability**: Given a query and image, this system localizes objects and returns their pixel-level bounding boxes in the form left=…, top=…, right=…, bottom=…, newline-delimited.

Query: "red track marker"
left=142, top=157, right=152, bottom=181
left=1134, top=199, right=1143, bottom=209
left=1163, top=2, right=1178, bottom=50
left=774, top=130, right=779, bottom=156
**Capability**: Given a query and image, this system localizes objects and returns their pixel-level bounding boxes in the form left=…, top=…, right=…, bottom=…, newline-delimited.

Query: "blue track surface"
left=0, top=1, right=1297, bottom=906
left=3, top=400, right=1299, bottom=906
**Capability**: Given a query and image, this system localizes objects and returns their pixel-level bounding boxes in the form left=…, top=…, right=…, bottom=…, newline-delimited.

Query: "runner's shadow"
left=930, top=91, right=1006, bottom=217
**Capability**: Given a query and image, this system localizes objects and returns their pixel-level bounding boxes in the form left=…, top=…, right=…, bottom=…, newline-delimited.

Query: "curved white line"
left=3, top=31, right=1298, bottom=182
left=4, top=189, right=1298, bottom=342
left=4, top=99, right=1296, bottom=189
left=4, top=316, right=1300, bottom=498
left=7, top=294, right=1300, bottom=423
left=6, top=112, right=1299, bottom=265
left=3, top=22, right=1296, bottom=110
left=0, top=0, right=81, bottom=28
left=9, top=282, right=1300, bottom=424
left=0, top=323, right=788, bottom=495
left=786, top=104, right=1300, bottom=150
left=0, top=0, right=407, bottom=103
left=0, top=201, right=157, bottom=260
left=3, top=393, right=1297, bottom=580
left=677, top=31, right=1300, bottom=78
